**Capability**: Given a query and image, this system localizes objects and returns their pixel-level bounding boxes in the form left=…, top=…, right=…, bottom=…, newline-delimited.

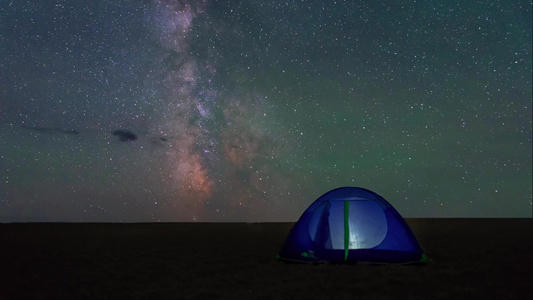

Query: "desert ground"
left=1, top=218, right=531, bottom=299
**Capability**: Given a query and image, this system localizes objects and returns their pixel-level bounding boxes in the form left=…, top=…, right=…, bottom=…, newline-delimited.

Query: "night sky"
left=1, top=1, right=531, bottom=222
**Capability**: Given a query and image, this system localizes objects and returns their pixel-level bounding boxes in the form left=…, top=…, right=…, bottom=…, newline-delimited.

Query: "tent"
left=277, top=187, right=428, bottom=264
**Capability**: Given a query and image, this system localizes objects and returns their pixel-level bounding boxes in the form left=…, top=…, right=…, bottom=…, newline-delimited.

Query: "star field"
left=0, top=1, right=531, bottom=221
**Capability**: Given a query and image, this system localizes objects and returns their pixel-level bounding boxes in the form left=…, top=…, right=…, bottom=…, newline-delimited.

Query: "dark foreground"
left=1, top=219, right=531, bottom=299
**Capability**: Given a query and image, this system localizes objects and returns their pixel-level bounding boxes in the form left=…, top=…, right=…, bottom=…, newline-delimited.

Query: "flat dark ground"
left=1, top=219, right=531, bottom=299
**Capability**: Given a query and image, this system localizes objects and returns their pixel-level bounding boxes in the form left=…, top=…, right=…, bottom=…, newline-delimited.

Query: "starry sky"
left=1, top=1, right=531, bottom=222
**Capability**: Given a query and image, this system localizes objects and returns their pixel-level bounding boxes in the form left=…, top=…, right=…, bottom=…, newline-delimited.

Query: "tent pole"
left=344, top=201, right=349, bottom=261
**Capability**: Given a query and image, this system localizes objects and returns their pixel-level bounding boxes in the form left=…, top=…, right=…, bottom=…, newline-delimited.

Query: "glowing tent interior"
left=277, top=187, right=429, bottom=264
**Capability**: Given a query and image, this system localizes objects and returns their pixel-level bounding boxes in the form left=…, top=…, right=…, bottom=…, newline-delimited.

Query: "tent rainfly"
left=277, top=187, right=429, bottom=264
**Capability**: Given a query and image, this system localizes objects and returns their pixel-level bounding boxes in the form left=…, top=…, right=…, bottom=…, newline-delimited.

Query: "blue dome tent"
left=277, top=187, right=428, bottom=264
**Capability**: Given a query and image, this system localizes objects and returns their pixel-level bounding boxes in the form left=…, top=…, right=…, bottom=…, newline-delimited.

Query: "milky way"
left=0, top=1, right=531, bottom=221
left=147, top=1, right=291, bottom=221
